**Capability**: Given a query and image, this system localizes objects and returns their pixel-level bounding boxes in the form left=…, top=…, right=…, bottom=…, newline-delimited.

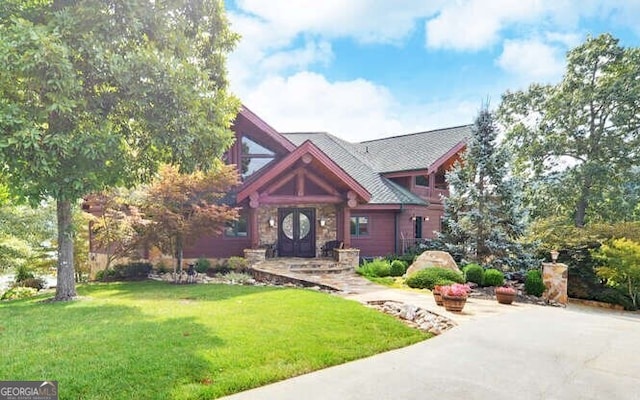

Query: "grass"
left=0, top=281, right=428, bottom=399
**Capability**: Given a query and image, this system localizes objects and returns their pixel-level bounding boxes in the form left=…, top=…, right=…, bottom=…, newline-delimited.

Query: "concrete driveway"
left=221, top=304, right=640, bottom=400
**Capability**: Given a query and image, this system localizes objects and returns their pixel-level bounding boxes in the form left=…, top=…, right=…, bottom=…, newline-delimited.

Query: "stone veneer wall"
left=257, top=204, right=338, bottom=257
left=335, top=248, right=360, bottom=270
left=542, top=262, right=568, bottom=306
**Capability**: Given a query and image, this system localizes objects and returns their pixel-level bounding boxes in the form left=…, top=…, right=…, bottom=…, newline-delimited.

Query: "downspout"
left=395, top=204, right=403, bottom=254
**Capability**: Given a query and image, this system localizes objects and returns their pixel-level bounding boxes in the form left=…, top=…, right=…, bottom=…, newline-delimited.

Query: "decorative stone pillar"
left=542, top=262, right=568, bottom=306
left=244, top=249, right=266, bottom=266
left=335, top=248, right=360, bottom=270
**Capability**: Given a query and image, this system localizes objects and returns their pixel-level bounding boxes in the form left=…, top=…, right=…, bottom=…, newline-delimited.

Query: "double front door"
left=278, top=208, right=315, bottom=258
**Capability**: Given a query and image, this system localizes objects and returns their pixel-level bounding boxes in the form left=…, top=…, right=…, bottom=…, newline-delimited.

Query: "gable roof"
left=235, top=105, right=296, bottom=154
left=358, top=125, right=471, bottom=174
left=283, top=132, right=427, bottom=205
left=236, top=139, right=371, bottom=204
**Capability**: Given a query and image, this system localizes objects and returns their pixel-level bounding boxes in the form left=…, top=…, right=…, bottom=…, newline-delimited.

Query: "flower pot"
left=433, top=289, right=443, bottom=306
left=442, top=295, right=467, bottom=312
left=496, top=291, right=516, bottom=305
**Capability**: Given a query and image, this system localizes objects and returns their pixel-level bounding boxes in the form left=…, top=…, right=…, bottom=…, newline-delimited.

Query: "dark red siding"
left=351, top=211, right=396, bottom=257
left=184, top=235, right=249, bottom=259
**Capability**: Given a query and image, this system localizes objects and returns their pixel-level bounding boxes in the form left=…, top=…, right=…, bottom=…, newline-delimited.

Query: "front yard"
left=0, top=281, right=428, bottom=399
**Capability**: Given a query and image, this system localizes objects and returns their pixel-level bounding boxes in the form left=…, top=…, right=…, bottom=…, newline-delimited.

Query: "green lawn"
left=0, top=281, right=428, bottom=399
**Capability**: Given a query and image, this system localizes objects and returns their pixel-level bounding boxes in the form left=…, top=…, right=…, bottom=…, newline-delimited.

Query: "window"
left=240, top=136, right=275, bottom=179
left=225, top=214, right=248, bottom=237
left=350, top=216, right=369, bottom=237
left=415, top=175, right=429, bottom=187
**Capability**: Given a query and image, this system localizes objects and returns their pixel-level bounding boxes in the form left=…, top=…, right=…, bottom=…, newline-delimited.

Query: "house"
left=182, top=105, right=470, bottom=261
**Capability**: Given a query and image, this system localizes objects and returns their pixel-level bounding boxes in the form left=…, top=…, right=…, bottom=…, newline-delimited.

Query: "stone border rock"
left=366, top=300, right=456, bottom=336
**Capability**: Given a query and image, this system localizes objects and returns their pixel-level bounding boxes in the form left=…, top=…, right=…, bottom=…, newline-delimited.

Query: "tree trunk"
left=55, top=198, right=77, bottom=301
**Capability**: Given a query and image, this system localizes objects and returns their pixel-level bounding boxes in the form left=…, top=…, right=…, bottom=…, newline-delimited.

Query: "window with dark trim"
left=350, top=216, right=369, bottom=237
left=225, top=214, right=248, bottom=237
left=240, top=136, right=275, bottom=180
left=415, top=175, right=429, bottom=187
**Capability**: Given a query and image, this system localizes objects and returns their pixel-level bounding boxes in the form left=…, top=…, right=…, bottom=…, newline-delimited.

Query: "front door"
left=278, top=208, right=316, bottom=257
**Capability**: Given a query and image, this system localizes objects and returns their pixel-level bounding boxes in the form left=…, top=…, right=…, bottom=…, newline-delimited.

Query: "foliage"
left=439, top=106, right=530, bottom=270
left=139, top=164, right=239, bottom=276
left=499, top=34, right=640, bottom=227
left=524, top=270, right=545, bottom=297
left=14, top=264, right=35, bottom=282
left=0, top=201, right=57, bottom=272
left=356, top=259, right=391, bottom=278
left=389, top=260, right=408, bottom=277
left=483, top=269, right=505, bottom=287
left=17, top=277, right=46, bottom=291
left=98, top=262, right=153, bottom=281
left=441, top=283, right=470, bottom=297
left=405, top=267, right=464, bottom=290
left=0, top=281, right=427, bottom=398
left=1, top=286, right=37, bottom=301
left=194, top=258, right=211, bottom=274
left=593, top=239, right=640, bottom=309
left=526, top=218, right=640, bottom=307
left=226, top=256, right=250, bottom=273
left=87, top=188, right=146, bottom=271
left=0, top=0, right=240, bottom=300
left=462, top=263, right=484, bottom=285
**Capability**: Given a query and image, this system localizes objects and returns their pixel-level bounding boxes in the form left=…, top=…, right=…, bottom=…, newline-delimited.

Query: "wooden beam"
left=342, top=206, right=351, bottom=248
left=249, top=207, right=259, bottom=249
left=296, top=170, right=305, bottom=196
left=259, top=195, right=344, bottom=204
left=305, top=170, right=340, bottom=196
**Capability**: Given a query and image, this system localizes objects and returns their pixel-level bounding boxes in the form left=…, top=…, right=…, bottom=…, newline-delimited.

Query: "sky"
left=224, top=0, right=640, bottom=143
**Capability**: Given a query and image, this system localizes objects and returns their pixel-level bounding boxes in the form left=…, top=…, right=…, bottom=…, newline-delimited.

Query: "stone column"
left=542, top=262, right=568, bottom=306
left=244, top=249, right=266, bottom=266
left=335, top=248, right=359, bottom=270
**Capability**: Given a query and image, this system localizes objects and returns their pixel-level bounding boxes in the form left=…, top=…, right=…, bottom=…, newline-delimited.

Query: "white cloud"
left=241, top=72, right=479, bottom=142
left=496, top=39, right=565, bottom=82
left=425, top=0, right=577, bottom=51
left=232, top=0, right=445, bottom=44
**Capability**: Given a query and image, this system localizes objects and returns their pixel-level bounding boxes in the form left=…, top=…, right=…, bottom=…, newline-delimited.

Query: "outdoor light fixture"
left=268, top=217, right=275, bottom=228
left=319, top=218, right=326, bottom=227
left=550, top=250, right=559, bottom=264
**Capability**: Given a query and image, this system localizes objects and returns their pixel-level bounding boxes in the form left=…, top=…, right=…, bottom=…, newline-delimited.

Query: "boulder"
left=406, top=251, right=460, bottom=276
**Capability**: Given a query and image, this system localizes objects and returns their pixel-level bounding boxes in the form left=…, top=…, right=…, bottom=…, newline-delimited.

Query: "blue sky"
left=224, top=1, right=640, bottom=143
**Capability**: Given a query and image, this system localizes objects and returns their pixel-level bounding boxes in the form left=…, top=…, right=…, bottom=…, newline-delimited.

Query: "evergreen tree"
left=439, top=106, right=529, bottom=270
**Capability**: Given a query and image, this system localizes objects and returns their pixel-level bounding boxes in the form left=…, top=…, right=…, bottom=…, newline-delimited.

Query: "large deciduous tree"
left=498, top=34, right=640, bottom=227
left=140, top=164, right=239, bottom=278
left=0, top=1, right=239, bottom=300
left=439, top=106, right=528, bottom=270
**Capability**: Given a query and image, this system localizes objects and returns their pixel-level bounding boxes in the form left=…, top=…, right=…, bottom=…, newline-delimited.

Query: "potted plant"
left=495, top=286, right=516, bottom=304
left=441, top=283, right=470, bottom=312
left=432, top=285, right=444, bottom=306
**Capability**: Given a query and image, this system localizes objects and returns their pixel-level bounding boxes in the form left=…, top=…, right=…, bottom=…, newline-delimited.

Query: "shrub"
left=524, top=270, right=546, bottom=297
left=194, top=258, right=211, bottom=274
left=405, top=267, right=464, bottom=290
left=593, top=238, right=640, bottom=309
left=100, top=262, right=152, bottom=281
left=483, top=269, right=505, bottom=287
left=1, top=286, right=37, bottom=301
left=463, top=263, right=484, bottom=285
left=227, top=256, right=249, bottom=273
left=155, top=262, right=170, bottom=274
left=357, top=259, right=391, bottom=278
left=389, top=260, right=407, bottom=277
left=18, top=277, right=45, bottom=290
left=15, top=264, right=35, bottom=283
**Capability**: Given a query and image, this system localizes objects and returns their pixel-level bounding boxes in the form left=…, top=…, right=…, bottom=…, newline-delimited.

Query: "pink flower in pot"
left=442, top=283, right=470, bottom=298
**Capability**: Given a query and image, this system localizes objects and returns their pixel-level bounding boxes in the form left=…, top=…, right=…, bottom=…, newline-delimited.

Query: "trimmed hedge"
left=389, top=260, right=408, bottom=277
left=524, top=270, right=545, bottom=297
left=483, top=268, right=505, bottom=287
left=463, top=263, right=484, bottom=286
left=357, top=259, right=391, bottom=278
left=405, top=267, right=464, bottom=290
